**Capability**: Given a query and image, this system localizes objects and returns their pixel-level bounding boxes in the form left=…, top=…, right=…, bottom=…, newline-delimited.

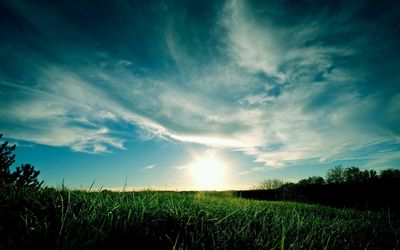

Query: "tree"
left=0, top=135, right=16, bottom=187
left=326, top=165, right=345, bottom=184
left=0, top=134, right=43, bottom=190
left=380, top=168, right=400, bottom=180
left=367, top=169, right=378, bottom=181
left=343, top=166, right=363, bottom=183
left=14, top=163, right=43, bottom=189
left=298, top=176, right=325, bottom=185
left=258, top=178, right=285, bottom=189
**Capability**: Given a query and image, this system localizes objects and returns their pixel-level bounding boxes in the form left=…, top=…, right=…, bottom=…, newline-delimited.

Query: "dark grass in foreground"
left=1, top=188, right=399, bottom=249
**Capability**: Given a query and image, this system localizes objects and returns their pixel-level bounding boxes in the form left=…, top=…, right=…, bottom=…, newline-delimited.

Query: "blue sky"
left=1, top=0, right=400, bottom=190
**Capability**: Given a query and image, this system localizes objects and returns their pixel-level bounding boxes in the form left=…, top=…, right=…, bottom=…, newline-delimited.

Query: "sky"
left=1, top=0, right=400, bottom=190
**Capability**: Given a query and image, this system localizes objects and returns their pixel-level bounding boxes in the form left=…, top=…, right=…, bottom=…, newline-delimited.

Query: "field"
left=1, top=188, right=399, bottom=249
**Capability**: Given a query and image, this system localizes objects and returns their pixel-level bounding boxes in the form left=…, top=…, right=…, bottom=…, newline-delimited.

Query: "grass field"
left=1, top=188, right=399, bottom=249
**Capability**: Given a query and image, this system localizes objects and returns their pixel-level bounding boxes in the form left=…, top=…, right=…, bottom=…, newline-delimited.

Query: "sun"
left=190, top=153, right=226, bottom=190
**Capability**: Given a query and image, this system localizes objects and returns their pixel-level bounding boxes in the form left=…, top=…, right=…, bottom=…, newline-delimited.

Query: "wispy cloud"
left=0, top=0, right=399, bottom=169
left=144, top=165, right=156, bottom=170
left=135, top=164, right=157, bottom=172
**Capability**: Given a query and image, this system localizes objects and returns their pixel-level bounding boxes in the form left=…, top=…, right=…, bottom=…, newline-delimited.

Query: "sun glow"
left=190, top=152, right=226, bottom=190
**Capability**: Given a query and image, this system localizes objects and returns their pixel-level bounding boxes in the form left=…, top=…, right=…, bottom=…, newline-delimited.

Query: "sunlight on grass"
left=2, top=189, right=397, bottom=249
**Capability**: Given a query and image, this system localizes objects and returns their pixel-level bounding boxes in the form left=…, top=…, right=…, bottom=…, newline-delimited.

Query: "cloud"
left=135, top=164, right=157, bottom=172
left=0, top=0, right=399, bottom=169
left=144, top=165, right=156, bottom=170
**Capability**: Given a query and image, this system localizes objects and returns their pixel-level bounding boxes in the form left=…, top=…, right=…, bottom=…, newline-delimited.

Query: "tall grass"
left=1, top=188, right=399, bottom=249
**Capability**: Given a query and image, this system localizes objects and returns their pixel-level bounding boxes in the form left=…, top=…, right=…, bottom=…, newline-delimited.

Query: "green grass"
left=1, top=188, right=399, bottom=249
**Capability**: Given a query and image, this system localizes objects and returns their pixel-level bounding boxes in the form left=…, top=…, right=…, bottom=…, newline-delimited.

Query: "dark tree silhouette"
left=326, top=165, right=345, bottom=184
left=380, top=168, right=400, bottom=180
left=0, top=135, right=16, bottom=187
left=343, top=166, right=364, bottom=183
left=257, top=178, right=285, bottom=189
left=0, top=134, right=43, bottom=190
left=298, top=176, right=325, bottom=185
left=367, top=169, right=378, bottom=181
left=248, top=165, right=400, bottom=212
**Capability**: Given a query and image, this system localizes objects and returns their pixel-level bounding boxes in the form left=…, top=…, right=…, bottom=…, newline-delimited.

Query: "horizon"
left=1, top=0, right=400, bottom=190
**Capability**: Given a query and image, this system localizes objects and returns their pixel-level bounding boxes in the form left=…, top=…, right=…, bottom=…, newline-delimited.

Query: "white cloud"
left=1, top=0, right=398, bottom=170
left=2, top=49, right=396, bottom=166
left=144, top=164, right=156, bottom=170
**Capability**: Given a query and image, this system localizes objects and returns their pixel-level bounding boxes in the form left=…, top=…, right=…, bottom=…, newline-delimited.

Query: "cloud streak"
left=0, top=0, right=399, bottom=169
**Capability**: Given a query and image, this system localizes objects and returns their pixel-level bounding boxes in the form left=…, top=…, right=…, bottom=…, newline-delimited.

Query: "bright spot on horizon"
left=190, top=152, right=226, bottom=190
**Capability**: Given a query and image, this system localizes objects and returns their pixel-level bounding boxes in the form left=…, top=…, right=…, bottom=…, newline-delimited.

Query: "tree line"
left=238, top=165, right=400, bottom=213
left=300, top=165, right=400, bottom=185
left=256, top=165, right=400, bottom=189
